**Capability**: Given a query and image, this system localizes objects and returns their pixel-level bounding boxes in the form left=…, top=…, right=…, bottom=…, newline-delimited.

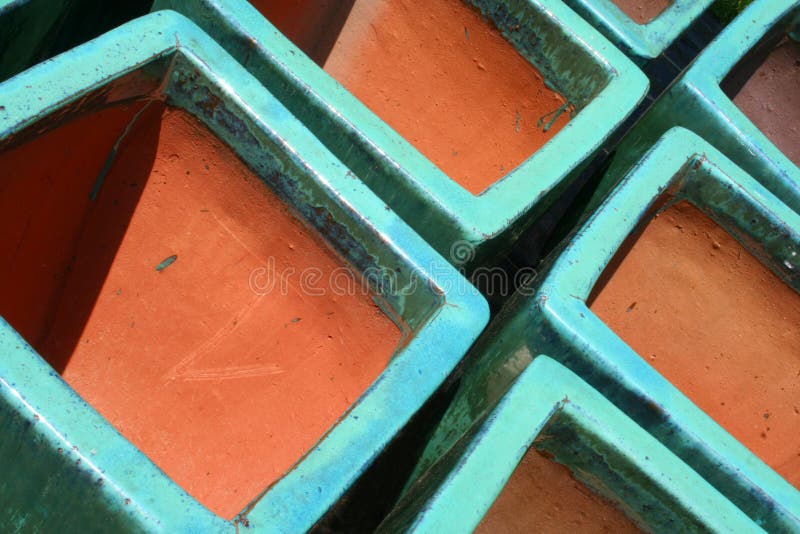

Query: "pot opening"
left=588, top=200, right=800, bottom=488
left=0, top=100, right=401, bottom=519
left=476, top=446, right=641, bottom=532
left=318, top=0, right=573, bottom=195
left=729, top=32, right=800, bottom=167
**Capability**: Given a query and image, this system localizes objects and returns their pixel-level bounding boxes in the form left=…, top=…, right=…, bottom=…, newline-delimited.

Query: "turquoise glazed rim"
left=379, top=356, right=761, bottom=533
left=592, top=0, right=800, bottom=217
left=0, top=11, right=489, bottom=532
left=560, top=0, right=712, bottom=62
left=412, top=127, right=800, bottom=532
left=152, top=0, right=649, bottom=267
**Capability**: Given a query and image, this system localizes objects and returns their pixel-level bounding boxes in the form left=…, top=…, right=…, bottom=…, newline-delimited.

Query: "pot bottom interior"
left=321, top=0, right=570, bottom=195
left=733, top=35, right=800, bottom=166
left=608, top=0, right=672, bottom=25
left=476, top=448, right=640, bottom=533
left=0, top=100, right=401, bottom=519
left=590, top=201, right=800, bottom=488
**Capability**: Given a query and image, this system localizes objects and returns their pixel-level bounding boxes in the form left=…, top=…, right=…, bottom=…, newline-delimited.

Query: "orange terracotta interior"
left=318, top=0, right=571, bottom=195
left=476, top=448, right=641, bottom=533
left=733, top=36, right=800, bottom=167
left=0, top=100, right=401, bottom=519
left=590, top=201, right=800, bottom=488
left=609, top=0, right=672, bottom=25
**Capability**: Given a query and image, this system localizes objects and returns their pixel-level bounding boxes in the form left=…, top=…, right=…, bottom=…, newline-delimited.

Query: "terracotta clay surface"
left=476, top=448, right=641, bottom=533
left=248, top=0, right=354, bottom=65
left=0, top=102, right=145, bottom=346
left=609, top=0, right=671, bottom=24
left=733, top=37, right=800, bottom=167
left=0, top=102, right=400, bottom=518
left=591, top=201, right=800, bottom=488
left=323, top=0, right=570, bottom=194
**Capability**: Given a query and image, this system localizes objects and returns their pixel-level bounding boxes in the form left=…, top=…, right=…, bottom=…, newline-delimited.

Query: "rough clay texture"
left=476, top=449, right=641, bottom=533
left=0, top=102, right=400, bottom=518
left=734, top=37, right=800, bottom=167
left=591, top=202, right=800, bottom=488
left=323, top=0, right=570, bottom=194
left=610, top=0, right=672, bottom=24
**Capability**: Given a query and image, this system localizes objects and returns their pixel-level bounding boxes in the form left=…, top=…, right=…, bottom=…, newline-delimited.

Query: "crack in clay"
left=90, top=100, right=157, bottom=201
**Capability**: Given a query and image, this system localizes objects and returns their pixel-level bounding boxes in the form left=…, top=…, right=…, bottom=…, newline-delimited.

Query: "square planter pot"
left=151, top=0, right=648, bottom=270
left=0, top=0, right=150, bottom=83
left=379, top=356, right=758, bottom=532
left=590, top=0, right=800, bottom=218
left=0, top=11, right=488, bottom=532
left=559, top=0, right=712, bottom=64
left=410, top=127, right=800, bottom=532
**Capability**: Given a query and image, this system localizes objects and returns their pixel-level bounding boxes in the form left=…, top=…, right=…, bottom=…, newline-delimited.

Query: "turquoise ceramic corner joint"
left=593, top=0, right=800, bottom=217
left=380, top=356, right=760, bottom=533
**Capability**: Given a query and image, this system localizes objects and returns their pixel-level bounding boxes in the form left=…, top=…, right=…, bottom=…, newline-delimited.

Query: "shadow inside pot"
left=729, top=33, right=800, bottom=167
left=249, top=0, right=357, bottom=65
left=0, top=99, right=160, bottom=373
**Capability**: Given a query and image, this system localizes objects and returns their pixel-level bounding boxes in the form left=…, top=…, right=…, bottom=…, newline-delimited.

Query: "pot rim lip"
left=152, top=0, right=650, bottom=249
left=0, top=11, right=489, bottom=532
left=392, top=355, right=759, bottom=533
left=560, top=0, right=713, bottom=60
left=536, top=127, right=800, bottom=527
left=680, top=0, right=800, bottom=184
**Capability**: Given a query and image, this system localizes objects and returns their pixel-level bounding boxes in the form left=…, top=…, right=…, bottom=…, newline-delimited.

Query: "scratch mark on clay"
left=212, top=212, right=262, bottom=262
left=211, top=212, right=317, bottom=308
left=163, top=293, right=284, bottom=382
left=90, top=100, right=156, bottom=201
